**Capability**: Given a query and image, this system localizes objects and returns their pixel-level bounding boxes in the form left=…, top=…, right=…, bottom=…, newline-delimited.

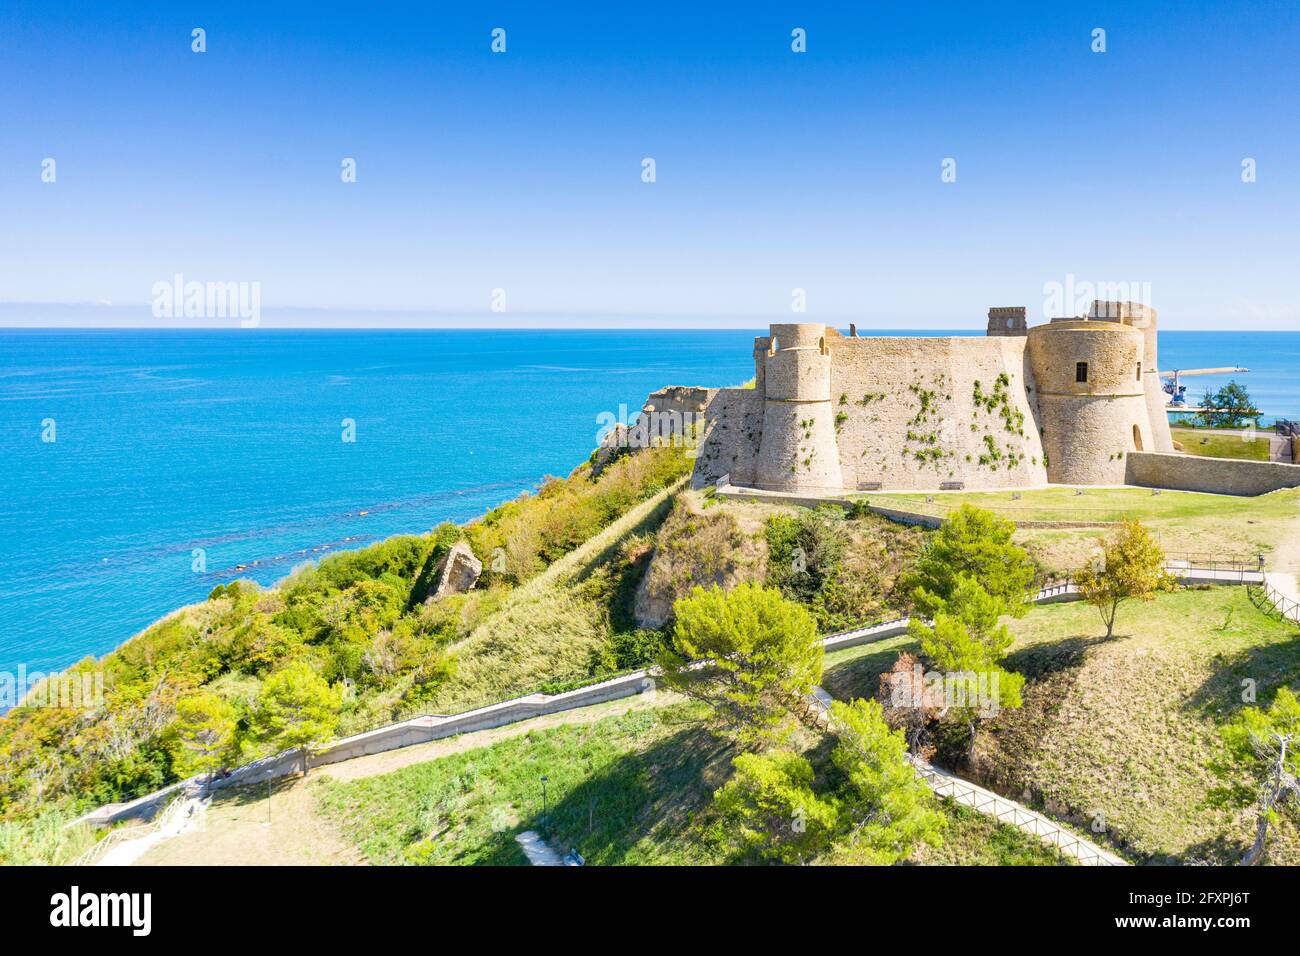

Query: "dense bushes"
left=765, top=507, right=921, bottom=631
left=634, top=498, right=756, bottom=629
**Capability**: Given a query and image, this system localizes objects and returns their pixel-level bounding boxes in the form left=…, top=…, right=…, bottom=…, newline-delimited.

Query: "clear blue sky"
left=2, top=1, right=1297, bottom=328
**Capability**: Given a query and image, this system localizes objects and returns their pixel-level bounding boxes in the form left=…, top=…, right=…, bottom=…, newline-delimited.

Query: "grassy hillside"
left=821, top=586, right=1300, bottom=864
left=414, top=480, right=684, bottom=713
left=8, top=434, right=1298, bottom=869
left=315, top=700, right=1067, bottom=866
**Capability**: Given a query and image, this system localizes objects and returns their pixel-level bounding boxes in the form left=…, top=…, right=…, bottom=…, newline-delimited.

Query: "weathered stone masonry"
left=693, top=301, right=1181, bottom=492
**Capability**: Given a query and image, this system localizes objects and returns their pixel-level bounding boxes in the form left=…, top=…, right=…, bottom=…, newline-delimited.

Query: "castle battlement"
left=691, top=301, right=1174, bottom=493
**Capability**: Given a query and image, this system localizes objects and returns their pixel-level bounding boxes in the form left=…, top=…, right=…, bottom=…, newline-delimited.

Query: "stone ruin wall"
left=690, top=387, right=763, bottom=488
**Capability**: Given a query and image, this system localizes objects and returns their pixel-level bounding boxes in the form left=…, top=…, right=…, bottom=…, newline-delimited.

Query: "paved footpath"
left=95, top=794, right=208, bottom=866
left=1262, top=509, right=1300, bottom=620
left=1263, top=570, right=1300, bottom=620
left=515, top=831, right=564, bottom=866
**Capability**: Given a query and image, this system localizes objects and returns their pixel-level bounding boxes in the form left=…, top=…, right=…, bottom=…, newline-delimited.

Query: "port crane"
left=1160, top=367, right=1249, bottom=408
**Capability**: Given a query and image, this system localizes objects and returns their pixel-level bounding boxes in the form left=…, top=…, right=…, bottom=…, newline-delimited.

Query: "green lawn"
left=822, top=586, right=1300, bottom=864
left=1171, top=427, right=1270, bottom=461
left=861, top=485, right=1299, bottom=574
left=315, top=700, right=1067, bottom=866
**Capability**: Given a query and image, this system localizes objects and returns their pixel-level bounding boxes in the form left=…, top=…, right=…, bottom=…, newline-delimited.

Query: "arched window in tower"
left=818, top=336, right=827, bottom=355
left=1136, top=362, right=1142, bottom=381
left=1075, top=361, right=1089, bottom=383
left=1133, top=424, right=1143, bottom=451
left=769, top=337, right=780, bottom=355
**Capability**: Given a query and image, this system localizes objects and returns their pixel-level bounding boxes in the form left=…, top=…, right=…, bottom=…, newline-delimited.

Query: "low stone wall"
left=1126, top=452, right=1300, bottom=496
left=311, top=671, right=656, bottom=770
left=75, top=671, right=658, bottom=827
left=867, top=504, right=943, bottom=529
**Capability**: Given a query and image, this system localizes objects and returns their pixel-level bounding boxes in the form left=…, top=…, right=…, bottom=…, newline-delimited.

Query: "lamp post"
left=540, top=775, right=549, bottom=836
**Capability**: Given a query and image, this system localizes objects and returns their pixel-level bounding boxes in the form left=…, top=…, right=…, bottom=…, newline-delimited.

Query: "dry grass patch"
left=979, top=588, right=1300, bottom=863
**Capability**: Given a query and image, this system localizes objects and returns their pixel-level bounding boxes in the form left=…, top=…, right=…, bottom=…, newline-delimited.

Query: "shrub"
left=900, top=505, right=1036, bottom=618
left=659, top=583, right=822, bottom=745
left=711, top=751, right=838, bottom=864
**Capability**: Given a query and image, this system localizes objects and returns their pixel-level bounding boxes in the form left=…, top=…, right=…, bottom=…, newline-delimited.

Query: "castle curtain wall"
left=828, top=333, right=1048, bottom=491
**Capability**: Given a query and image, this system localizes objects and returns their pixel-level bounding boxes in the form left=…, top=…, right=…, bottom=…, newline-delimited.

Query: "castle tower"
left=1090, top=300, right=1173, bottom=454
left=755, top=323, right=844, bottom=492
left=987, top=306, right=1027, bottom=337
left=1027, top=316, right=1152, bottom=484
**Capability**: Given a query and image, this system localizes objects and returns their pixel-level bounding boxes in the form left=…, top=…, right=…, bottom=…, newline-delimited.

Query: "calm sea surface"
left=1, top=328, right=1296, bottom=677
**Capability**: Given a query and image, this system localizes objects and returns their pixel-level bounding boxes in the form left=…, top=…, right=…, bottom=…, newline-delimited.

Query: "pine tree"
left=828, top=698, right=943, bottom=863
left=901, top=505, right=1036, bottom=618
left=659, top=583, right=823, bottom=745
left=253, top=662, right=342, bottom=774
left=171, top=693, right=238, bottom=791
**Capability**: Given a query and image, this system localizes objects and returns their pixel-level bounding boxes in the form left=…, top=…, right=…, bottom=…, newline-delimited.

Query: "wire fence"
left=908, top=758, right=1127, bottom=866
left=1259, top=578, right=1300, bottom=623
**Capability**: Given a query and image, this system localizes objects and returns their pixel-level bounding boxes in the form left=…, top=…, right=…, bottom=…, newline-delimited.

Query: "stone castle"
left=689, top=300, right=1176, bottom=493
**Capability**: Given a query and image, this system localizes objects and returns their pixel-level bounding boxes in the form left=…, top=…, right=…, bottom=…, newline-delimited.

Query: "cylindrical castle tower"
left=1089, top=300, right=1174, bottom=454
left=1027, top=319, right=1151, bottom=485
left=755, top=323, right=844, bottom=492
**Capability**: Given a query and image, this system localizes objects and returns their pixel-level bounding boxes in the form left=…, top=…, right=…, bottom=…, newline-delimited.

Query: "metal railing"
left=337, top=667, right=645, bottom=740
left=71, top=549, right=1283, bottom=835
left=1034, top=576, right=1075, bottom=600
left=1163, top=551, right=1260, bottom=572
left=821, top=615, right=909, bottom=643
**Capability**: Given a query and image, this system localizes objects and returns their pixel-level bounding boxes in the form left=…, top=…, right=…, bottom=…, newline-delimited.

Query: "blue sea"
left=1, top=328, right=1297, bottom=680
